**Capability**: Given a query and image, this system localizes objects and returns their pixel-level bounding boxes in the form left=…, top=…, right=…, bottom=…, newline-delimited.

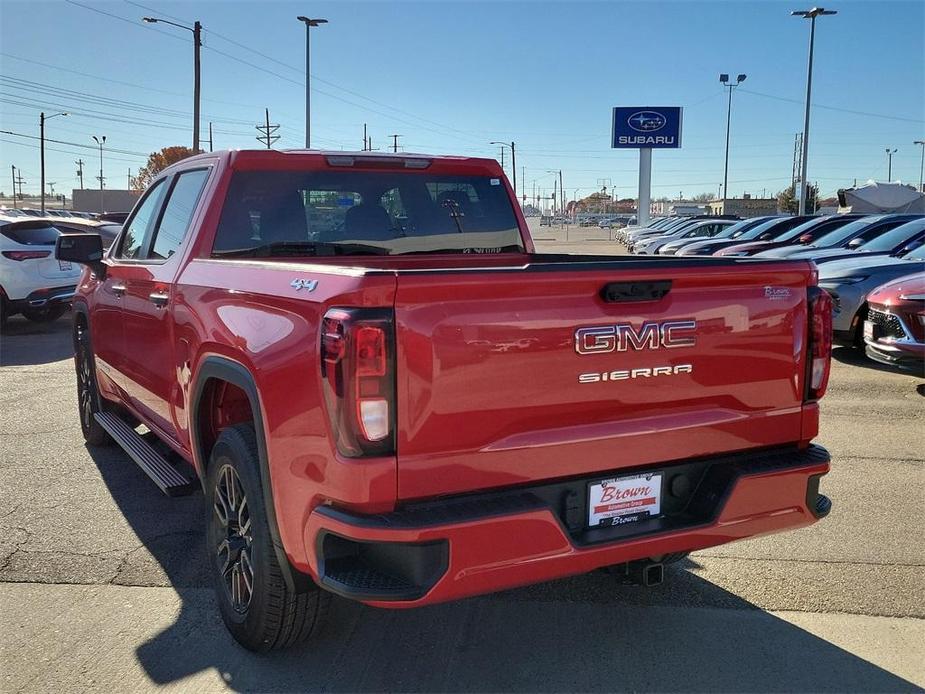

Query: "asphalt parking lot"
left=1, top=232, right=923, bottom=692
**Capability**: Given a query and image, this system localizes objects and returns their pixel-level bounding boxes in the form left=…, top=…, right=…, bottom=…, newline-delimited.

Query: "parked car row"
left=620, top=213, right=925, bottom=374
left=0, top=212, right=122, bottom=327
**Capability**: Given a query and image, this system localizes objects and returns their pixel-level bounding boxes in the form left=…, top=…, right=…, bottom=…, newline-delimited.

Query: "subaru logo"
left=627, top=111, right=666, bottom=132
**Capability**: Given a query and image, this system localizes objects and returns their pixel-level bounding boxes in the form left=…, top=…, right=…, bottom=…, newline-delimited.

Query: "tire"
left=205, top=423, right=329, bottom=651
left=74, top=322, right=111, bottom=446
left=23, top=305, right=68, bottom=323
left=0, top=296, right=7, bottom=330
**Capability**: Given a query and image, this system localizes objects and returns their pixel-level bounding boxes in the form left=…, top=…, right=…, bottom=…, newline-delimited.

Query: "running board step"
left=94, top=412, right=196, bottom=496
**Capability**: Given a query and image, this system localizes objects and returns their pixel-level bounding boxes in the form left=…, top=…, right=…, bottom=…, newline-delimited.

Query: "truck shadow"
left=831, top=345, right=924, bottom=378
left=83, top=448, right=916, bottom=692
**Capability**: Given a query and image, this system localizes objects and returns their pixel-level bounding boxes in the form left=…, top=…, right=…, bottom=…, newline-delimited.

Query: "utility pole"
left=75, top=159, right=85, bottom=190
left=10, top=165, right=17, bottom=208
left=719, top=73, right=746, bottom=210
left=209, top=122, right=213, bottom=152
left=362, top=123, right=367, bottom=151
left=47, top=182, right=56, bottom=200
left=255, top=108, right=280, bottom=149
left=127, top=169, right=132, bottom=189
left=885, top=148, right=897, bottom=181
left=92, top=135, right=106, bottom=213
left=915, top=140, right=925, bottom=192
left=40, top=110, right=68, bottom=214
left=142, top=16, right=202, bottom=152
left=792, top=7, right=837, bottom=215
left=14, top=169, right=26, bottom=204
left=389, top=134, right=401, bottom=153
left=490, top=141, right=516, bottom=198
left=297, top=16, right=328, bottom=149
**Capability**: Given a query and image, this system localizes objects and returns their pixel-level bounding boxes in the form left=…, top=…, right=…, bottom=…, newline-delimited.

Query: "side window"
left=118, top=180, right=167, bottom=259
left=150, top=169, right=210, bottom=260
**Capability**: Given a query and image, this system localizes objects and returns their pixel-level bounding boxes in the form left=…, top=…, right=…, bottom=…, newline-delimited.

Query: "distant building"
left=708, top=194, right=778, bottom=218
left=72, top=189, right=141, bottom=213
left=650, top=200, right=708, bottom=216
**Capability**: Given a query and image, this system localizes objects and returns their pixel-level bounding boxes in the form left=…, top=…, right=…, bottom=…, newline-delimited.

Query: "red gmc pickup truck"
left=56, top=149, right=833, bottom=651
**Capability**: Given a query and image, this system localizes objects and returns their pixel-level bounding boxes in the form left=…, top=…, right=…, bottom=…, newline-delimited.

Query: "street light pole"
left=297, top=16, right=328, bottom=149
left=719, top=73, right=746, bottom=210
left=792, top=7, right=836, bottom=215
left=490, top=141, right=516, bottom=198
left=885, top=148, right=897, bottom=181
left=92, top=135, right=106, bottom=213
left=915, top=140, right=925, bottom=192
left=142, top=16, right=202, bottom=152
left=40, top=111, right=68, bottom=214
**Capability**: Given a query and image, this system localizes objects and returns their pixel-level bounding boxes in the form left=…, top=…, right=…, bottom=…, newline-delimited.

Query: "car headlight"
left=821, top=275, right=869, bottom=286
left=724, top=251, right=750, bottom=257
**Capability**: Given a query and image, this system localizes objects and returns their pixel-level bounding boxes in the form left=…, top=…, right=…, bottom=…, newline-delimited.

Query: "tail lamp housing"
left=321, top=308, right=395, bottom=457
left=2, top=250, right=51, bottom=261
left=806, top=286, right=833, bottom=401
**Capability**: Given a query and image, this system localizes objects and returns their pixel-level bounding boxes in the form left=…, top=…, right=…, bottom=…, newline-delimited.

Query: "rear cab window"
left=212, top=168, right=523, bottom=257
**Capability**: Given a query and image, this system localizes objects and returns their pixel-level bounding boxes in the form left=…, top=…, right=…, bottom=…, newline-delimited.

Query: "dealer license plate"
left=863, top=320, right=875, bottom=341
left=58, top=260, right=72, bottom=271
left=588, top=472, right=662, bottom=528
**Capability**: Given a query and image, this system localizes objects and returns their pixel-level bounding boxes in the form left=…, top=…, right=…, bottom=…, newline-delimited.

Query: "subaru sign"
left=611, top=107, right=683, bottom=149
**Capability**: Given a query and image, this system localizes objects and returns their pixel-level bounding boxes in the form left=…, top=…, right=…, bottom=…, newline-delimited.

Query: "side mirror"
left=799, top=233, right=813, bottom=244
left=901, top=240, right=923, bottom=254
left=758, top=232, right=772, bottom=240
left=847, top=237, right=864, bottom=249
left=56, top=233, right=105, bottom=276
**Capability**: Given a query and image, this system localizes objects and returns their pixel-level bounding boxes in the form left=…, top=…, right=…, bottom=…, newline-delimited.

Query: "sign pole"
left=638, top=148, right=652, bottom=227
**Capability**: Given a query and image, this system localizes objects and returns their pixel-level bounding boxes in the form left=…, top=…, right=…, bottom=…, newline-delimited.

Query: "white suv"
left=0, top=218, right=82, bottom=327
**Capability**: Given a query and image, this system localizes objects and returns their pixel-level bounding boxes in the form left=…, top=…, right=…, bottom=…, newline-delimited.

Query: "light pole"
left=792, top=7, right=836, bottom=215
left=92, top=135, right=106, bottom=213
left=490, top=141, right=516, bottom=198
left=297, top=16, right=328, bottom=149
left=915, top=140, right=925, bottom=192
left=719, top=73, right=746, bottom=210
left=143, top=16, right=202, bottom=152
left=40, top=111, right=68, bottom=214
left=885, top=148, right=897, bottom=182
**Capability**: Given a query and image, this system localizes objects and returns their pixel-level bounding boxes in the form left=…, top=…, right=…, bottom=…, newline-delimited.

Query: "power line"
left=0, top=130, right=151, bottom=156
left=739, top=88, right=924, bottom=124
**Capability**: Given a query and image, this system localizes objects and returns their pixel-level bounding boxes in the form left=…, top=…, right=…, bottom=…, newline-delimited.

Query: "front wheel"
left=205, top=424, right=329, bottom=651
left=74, top=323, right=111, bottom=446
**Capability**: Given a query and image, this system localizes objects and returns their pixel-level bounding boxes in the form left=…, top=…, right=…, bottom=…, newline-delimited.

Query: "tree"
left=132, top=146, right=195, bottom=190
left=691, top=192, right=715, bottom=202
left=777, top=183, right=818, bottom=214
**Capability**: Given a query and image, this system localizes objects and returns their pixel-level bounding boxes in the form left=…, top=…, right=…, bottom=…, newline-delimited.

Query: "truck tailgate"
left=394, top=260, right=812, bottom=500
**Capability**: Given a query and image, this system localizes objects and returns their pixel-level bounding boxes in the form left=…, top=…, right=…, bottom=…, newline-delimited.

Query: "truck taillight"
left=806, top=286, right=833, bottom=401
left=321, top=308, right=395, bottom=457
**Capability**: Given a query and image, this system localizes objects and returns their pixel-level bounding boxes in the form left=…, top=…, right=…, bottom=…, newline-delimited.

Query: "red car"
left=56, top=150, right=833, bottom=651
left=864, top=272, right=925, bottom=372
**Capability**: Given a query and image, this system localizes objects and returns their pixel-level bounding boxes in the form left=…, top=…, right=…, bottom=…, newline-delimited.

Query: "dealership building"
left=708, top=195, right=778, bottom=218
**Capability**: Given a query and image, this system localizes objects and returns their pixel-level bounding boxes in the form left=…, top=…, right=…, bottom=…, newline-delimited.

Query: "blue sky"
left=1, top=0, right=923, bottom=203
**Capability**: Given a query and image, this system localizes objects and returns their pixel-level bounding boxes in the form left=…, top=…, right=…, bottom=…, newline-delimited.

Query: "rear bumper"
left=303, top=445, right=831, bottom=608
left=3, top=284, right=76, bottom=314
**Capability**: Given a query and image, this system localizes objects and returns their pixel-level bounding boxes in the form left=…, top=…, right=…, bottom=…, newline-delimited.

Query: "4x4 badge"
left=290, top=278, right=318, bottom=292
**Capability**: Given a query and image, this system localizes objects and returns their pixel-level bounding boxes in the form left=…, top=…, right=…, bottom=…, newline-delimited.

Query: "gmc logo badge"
left=575, top=320, right=696, bottom=355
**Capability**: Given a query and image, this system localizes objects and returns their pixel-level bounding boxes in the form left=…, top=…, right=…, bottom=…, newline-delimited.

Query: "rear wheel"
left=23, top=305, right=68, bottom=323
left=74, top=322, right=111, bottom=446
left=205, top=423, right=329, bottom=651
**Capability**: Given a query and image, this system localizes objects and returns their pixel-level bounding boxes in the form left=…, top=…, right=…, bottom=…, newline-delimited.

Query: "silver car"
left=818, top=246, right=925, bottom=346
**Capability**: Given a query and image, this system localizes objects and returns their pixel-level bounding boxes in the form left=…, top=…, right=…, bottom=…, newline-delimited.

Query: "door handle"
left=111, top=284, right=126, bottom=297
left=148, top=292, right=169, bottom=308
